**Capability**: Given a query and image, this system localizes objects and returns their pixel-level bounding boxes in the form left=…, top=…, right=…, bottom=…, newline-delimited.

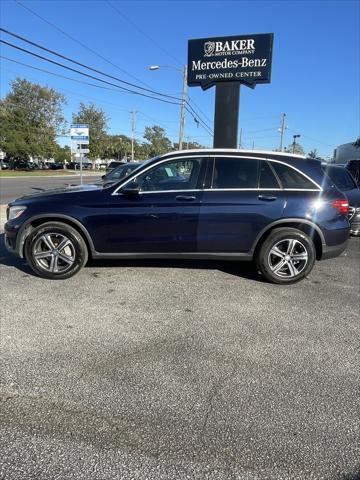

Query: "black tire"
left=256, top=227, right=316, bottom=285
left=24, top=222, right=88, bottom=280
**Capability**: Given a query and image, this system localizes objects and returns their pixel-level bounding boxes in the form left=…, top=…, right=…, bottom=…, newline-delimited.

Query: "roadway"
left=0, top=174, right=102, bottom=205
left=1, top=230, right=359, bottom=480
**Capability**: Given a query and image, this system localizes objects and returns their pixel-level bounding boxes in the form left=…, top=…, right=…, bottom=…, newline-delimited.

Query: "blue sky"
left=0, top=0, right=359, bottom=158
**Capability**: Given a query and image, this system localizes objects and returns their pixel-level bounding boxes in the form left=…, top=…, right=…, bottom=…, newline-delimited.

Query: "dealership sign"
left=70, top=124, right=89, bottom=143
left=187, top=33, right=273, bottom=90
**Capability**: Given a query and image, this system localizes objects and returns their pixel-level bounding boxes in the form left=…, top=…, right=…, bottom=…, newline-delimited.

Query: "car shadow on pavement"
left=86, top=257, right=264, bottom=282
left=0, top=233, right=264, bottom=282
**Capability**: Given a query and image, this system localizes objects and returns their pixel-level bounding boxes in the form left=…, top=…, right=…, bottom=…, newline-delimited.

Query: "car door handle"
left=176, top=195, right=196, bottom=201
left=258, top=194, right=277, bottom=201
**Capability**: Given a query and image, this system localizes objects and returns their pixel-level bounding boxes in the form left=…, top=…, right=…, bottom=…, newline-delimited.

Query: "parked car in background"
left=346, top=159, right=360, bottom=187
left=66, top=161, right=92, bottom=170
left=101, top=162, right=143, bottom=187
left=0, top=160, right=9, bottom=169
left=5, top=149, right=350, bottom=283
left=47, top=162, right=64, bottom=170
left=10, top=159, right=37, bottom=171
left=106, top=161, right=126, bottom=173
left=322, top=164, right=360, bottom=236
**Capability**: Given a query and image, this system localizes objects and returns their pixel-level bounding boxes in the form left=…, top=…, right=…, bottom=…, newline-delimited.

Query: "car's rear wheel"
left=24, top=222, right=88, bottom=280
left=256, top=228, right=316, bottom=284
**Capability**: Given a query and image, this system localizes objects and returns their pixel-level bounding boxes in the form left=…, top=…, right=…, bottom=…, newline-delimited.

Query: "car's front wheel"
left=24, top=222, right=88, bottom=280
left=256, top=227, right=316, bottom=284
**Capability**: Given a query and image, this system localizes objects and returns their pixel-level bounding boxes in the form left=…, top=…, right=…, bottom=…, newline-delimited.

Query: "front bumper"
left=4, top=221, right=27, bottom=258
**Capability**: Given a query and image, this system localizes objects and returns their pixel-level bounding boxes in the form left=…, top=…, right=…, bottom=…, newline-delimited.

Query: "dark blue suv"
left=4, top=150, right=350, bottom=284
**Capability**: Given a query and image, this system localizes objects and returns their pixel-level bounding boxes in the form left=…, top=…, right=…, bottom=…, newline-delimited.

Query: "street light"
left=149, top=64, right=188, bottom=150
left=292, top=134, right=301, bottom=153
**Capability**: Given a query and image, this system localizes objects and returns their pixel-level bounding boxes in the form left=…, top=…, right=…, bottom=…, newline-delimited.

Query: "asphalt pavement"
left=0, top=227, right=359, bottom=479
left=0, top=174, right=102, bottom=205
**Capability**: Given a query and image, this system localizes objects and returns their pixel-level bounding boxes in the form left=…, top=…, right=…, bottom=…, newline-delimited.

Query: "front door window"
left=135, top=158, right=202, bottom=192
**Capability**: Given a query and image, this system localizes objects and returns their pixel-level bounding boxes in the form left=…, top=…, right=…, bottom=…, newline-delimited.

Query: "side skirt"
left=91, top=252, right=253, bottom=261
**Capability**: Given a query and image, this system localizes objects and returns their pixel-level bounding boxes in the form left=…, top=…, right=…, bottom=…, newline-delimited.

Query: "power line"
left=286, top=127, right=335, bottom=148
left=0, top=28, right=214, bottom=138
left=1, top=60, right=199, bottom=140
left=1, top=61, right=139, bottom=115
left=13, top=0, right=151, bottom=88
left=0, top=40, right=183, bottom=106
left=1, top=53, right=214, bottom=138
left=0, top=56, right=134, bottom=99
left=187, top=96, right=213, bottom=125
left=185, top=102, right=213, bottom=135
left=106, top=1, right=182, bottom=67
left=0, top=28, right=181, bottom=101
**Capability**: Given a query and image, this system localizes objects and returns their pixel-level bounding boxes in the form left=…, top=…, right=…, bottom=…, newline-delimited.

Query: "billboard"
left=188, top=33, right=274, bottom=90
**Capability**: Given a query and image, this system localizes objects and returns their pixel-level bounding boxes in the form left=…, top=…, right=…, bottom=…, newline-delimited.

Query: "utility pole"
left=238, top=128, right=242, bottom=149
left=279, top=113, right=287, bottom=152
left=252, top=140, right=255, bottom=150
left=178, top=65, right=187, bottom=150
left=130, top=110, right=137, bottom=162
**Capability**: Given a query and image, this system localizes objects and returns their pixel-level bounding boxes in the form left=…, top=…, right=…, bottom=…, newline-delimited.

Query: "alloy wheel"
left=268, top=238, right=308, bottom=278
left=32, top=233, right=76, bottom=274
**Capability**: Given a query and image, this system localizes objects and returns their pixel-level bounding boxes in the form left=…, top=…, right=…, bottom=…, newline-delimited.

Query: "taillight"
left=331, top=199, right=349, bottom=216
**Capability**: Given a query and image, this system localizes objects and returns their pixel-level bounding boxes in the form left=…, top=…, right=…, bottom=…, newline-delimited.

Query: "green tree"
left=103, top=134, right=132, bottom=160
left=143, top=125, right=172, bottom=157
left=308, top=149, right=319, bottom=158
left=135, top=142, right=152, bottom=160
left=285, top=142, right=305, bottom=155
left=0, top=78, right=66, bottom=163
left=173, top=140, right=205, bottom=150
left=72, top=103, right=108, bottom=166
left=353, top=137, right=360, bottom=148
left=54, top=145, right=71, bottom=164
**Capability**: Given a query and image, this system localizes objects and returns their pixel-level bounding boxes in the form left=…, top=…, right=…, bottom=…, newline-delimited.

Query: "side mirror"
left=101, top=174, right=105, bottom=179
left=121, top=181, right=140, bottom=196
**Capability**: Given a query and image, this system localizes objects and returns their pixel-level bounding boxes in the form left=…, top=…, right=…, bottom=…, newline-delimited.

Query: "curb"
left=0, top=173, right=101, bottom=179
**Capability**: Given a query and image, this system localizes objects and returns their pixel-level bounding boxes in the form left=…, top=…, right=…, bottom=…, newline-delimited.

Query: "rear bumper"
left=321, top=239, right=348, bottom=260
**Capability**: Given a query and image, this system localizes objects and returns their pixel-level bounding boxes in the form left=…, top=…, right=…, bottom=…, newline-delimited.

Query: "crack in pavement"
left=199, top=365, right=237, bottom=443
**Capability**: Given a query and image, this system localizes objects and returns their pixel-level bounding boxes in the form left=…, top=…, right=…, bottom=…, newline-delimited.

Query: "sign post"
left=70, top=124, right=89, bottom=185
left=187, top=33, right=274, bottom=148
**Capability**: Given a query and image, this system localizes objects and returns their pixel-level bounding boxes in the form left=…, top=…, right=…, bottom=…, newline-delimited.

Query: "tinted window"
left=272, top=162, right=317, bottom=189
left=259, top=161, right=280, bottom=188
left=212, top=158, right=258, bottom=189
left=136, top=158, right=202, bottom=191
left=323, top=166, right=356, bottom=191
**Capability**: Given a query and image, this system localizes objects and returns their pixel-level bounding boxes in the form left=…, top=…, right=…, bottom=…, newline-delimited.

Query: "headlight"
left=8, top=205, right=27, bottom=220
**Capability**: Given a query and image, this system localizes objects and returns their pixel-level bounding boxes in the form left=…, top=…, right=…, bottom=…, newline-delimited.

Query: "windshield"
left=324, top=166, right=357, bottom=191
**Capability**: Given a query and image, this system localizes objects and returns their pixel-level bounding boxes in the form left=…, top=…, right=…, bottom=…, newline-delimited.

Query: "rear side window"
left=271, top=162, right=318, bottom=189
left=212, top=158, right=258, bottom=189
left=259, top=161, right=280, bottom=188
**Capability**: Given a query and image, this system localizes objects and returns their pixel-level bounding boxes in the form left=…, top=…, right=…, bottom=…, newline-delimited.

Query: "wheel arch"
left=17, top=214, right=95, bottom=258
left=251, top=219, right=324, bottom=261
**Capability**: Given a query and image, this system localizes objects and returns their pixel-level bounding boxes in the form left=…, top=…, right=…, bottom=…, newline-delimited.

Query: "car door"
left=105, top=156, right=206, bottom=253
left=197, top=156, right=287, bottom=252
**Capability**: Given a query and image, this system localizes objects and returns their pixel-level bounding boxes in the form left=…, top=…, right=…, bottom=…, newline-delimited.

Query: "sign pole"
left=213, top=82, right=240, bottom=148
left=79, top=151, right=83, bottom=185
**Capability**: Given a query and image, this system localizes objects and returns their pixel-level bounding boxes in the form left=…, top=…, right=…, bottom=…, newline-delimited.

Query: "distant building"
left=333, top=142, right=360, bottom=164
